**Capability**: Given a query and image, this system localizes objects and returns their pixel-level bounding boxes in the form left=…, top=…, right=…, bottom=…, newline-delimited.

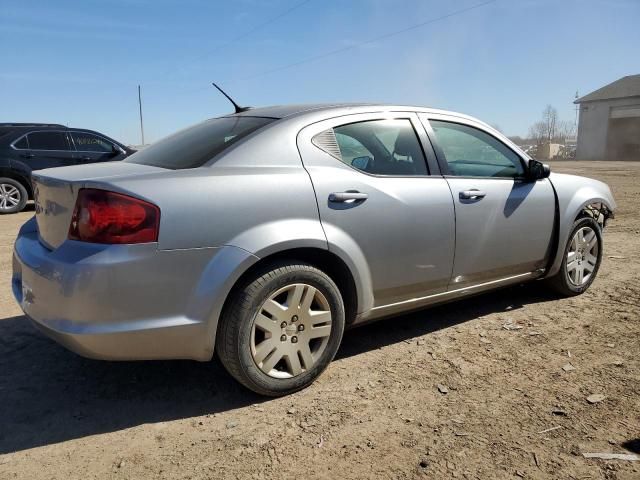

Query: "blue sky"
left=1, top=0, right=639, bottom=145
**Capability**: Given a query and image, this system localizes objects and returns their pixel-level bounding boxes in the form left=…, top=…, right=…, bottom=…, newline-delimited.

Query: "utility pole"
left=138, top=85, right=145, bottom=146
left=574, top=90, right=579, bottom=128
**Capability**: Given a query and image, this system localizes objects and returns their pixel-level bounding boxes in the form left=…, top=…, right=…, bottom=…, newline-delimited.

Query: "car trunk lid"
left=32, top=162, right=166, bottom=250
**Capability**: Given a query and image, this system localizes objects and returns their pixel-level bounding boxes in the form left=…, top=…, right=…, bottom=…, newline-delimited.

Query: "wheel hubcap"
left=0, top=183, right=21, bottom=210
left=566, top=226, right=599, bottom=286
left=251, top=283, right=332, bottom=379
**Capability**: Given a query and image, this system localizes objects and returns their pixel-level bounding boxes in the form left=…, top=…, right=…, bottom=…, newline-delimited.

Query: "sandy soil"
left=0, top=161, right=638, bottom=479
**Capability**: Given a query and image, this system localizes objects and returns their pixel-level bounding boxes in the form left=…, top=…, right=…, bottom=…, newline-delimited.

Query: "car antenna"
left=211, top=82, right=251, bottom=113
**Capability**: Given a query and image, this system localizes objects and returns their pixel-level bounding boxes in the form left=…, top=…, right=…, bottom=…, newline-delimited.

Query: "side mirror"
left=110, top=144, right=123, bottom=157
left=351, top=156, right=372, bottom=171
left=527, top=159, right=550, bottom=181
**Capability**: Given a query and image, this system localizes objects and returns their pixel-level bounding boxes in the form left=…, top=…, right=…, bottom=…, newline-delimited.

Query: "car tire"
left=216, top=261, right=345, bottom=396
left=547, top=217, right=603, bottom=296
left=0, top=177, right=28, bottom=214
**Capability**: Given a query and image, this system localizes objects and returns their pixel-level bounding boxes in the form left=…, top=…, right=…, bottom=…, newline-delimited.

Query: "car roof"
left=0, top=124, right=127, bottom=147
left=231, top=103, right=377, bottom=119
left=223, top=102, right=529, bottom=163
left=229, top=102, right=482, bottom=125
left=0, top=123, right=66, bottom=128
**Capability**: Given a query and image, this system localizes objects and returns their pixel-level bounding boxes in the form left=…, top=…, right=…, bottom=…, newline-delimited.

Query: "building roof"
left=575, top=75, right=640, bottom=103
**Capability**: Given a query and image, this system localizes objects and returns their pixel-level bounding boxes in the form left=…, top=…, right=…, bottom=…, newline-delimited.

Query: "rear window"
left=125, top=116, right=276, bottom=169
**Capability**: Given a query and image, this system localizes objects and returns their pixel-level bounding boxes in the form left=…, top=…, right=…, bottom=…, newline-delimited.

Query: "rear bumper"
left=11, top=217, right=245, bottom=361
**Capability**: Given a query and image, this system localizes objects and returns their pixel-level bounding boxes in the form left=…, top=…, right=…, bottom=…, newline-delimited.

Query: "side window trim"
left=312, top=115, right=432, bottom=177
left=10, top=133, right=30, bottom=150
left=423, top=117, right=527, bottom=179
left=11, top=130, right=72, bottom=152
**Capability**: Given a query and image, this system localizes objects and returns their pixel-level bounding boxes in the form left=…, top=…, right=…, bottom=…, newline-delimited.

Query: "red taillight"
left=68, top=189, right=160, bottom=244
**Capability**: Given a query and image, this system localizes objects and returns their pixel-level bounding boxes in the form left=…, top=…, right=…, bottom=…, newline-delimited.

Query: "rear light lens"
left=68, top=189, right=160, bottom=244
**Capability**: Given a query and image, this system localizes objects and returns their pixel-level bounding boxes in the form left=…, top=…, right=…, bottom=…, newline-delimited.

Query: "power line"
left=242, top=0, right=497, bottom=81
left=172, top=0, right=314, bottom=76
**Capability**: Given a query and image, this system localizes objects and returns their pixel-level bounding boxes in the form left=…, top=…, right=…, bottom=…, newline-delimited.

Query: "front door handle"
left=21, top=153, right=35, bottom=159
left=329, top=191, right=368, bottom=203
left=459, top=189, right=487, bottom=200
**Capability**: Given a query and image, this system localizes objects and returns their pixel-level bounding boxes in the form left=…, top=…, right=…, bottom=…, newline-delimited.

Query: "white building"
left=575, top=75, right=640, bottom=160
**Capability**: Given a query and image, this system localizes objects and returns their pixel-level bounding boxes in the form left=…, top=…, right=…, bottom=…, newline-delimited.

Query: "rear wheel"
left=547, top=217, right=603, bottom=296
left=0, top=178, right=28, bottom=214
left=216, top=261, right=345, bottom=396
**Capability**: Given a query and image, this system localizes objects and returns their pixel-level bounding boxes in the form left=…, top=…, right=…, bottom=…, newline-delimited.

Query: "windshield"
left=124, top=116, right=276, bottom=169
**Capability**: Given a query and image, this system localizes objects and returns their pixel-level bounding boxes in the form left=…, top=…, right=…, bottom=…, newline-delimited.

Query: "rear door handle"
left=459, top=189, right=487, bottom=199
left=329, top=191, right=368, bottom=203
left=21, top=153, right=35, bottom=159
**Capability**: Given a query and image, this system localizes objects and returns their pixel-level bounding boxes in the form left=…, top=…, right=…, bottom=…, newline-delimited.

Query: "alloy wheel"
left=251, top=283, right=332, bottom=379
left=566, top=226, right=599, bottom=286
left=0, top=183, right=21, bottom=211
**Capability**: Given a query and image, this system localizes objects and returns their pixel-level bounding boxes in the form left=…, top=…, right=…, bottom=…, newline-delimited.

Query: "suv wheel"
left=0, top=178, right=28, bottom=214
left=216, top=261, right=345, bottom=396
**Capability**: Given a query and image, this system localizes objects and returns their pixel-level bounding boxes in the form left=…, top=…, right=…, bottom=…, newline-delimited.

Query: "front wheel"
left=216, top=262, right=345, bottom=396
left=547, top=217, right=603, bottom=296
left=0, top=178, right=28, bottom=214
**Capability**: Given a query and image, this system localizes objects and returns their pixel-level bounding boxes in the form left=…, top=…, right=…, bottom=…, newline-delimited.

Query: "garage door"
left=606, top=106, right=640, bottom=160
left=610, top=105, right=640, bottom=118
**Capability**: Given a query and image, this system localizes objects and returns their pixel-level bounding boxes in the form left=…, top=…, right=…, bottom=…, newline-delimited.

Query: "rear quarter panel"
left=93, top=164, right=326, bottom=252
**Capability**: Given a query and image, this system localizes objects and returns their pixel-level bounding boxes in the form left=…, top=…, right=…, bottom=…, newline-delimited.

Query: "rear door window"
left=27, top=131, right=71, bottom=151
left=314, top=119, right=428, bottom=176
left=71, top=132, right=114, bottom=152
left=125, top=116, right=276, bottom=169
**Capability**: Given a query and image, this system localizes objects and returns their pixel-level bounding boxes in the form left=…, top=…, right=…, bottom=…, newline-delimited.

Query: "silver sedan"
left=12, top=104, right=616, bottom=396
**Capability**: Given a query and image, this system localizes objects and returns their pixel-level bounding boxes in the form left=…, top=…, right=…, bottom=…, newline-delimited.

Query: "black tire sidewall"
left=559, top=217, right=603, bottom=294
left=0, top=177, right=28, bottom=214
left=227, top=263, right=345, bottom=396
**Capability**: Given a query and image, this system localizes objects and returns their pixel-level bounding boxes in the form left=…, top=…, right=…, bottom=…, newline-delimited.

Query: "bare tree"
left=528, top=105, right=574, bottom=144
left=541, top=105, right=558, bottom=141
left=556, top=120, right=576, bottom=142
left=528, top=121, right=547, bottom=144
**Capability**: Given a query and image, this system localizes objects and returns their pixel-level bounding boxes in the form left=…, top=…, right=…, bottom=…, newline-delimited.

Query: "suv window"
left=429, top=120, right=524, bottom=178
left=125, top=116, right=276, bottom=169
left=27, top=131, right=71, bottom=151
left=321, top=119, right=427, bottom=176
left=71, top=132, right=114, bottom=152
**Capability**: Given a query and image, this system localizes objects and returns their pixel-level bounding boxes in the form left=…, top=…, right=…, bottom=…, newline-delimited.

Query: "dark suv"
left=0, top=123, right=134, bottom=213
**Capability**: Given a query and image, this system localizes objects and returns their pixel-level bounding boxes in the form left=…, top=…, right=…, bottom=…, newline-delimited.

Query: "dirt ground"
left=0, top=161, right=638, bottom=480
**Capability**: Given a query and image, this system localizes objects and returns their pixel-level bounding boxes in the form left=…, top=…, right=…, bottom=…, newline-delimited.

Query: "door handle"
left=21, top=153, right=35, bottom=159
left=459, top=189, right=486, bottom=200
left=329, top=191, right=368, bottom=203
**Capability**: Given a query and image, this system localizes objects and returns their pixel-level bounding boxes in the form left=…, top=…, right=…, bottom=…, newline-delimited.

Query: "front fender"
left=546, top=173, right=616, bottom=277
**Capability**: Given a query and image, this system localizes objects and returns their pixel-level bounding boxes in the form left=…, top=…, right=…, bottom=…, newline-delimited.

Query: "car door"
left=297, top=112, right=456, bottom=314
left=420, top=113, right=555, bottom=289
left=69, top=131, right=121, bottom=164
left=15, top=130, right=76, bottom=169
